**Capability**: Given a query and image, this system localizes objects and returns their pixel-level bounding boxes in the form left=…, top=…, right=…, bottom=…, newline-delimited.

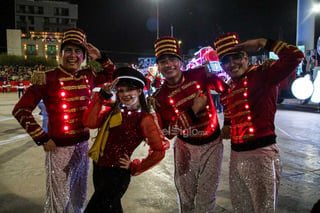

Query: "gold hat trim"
left=64, top=30, right=85, bottom=37
left=156, top=48, right=178, bottom=57
left=216, top=40, right=239, bottom=51
left=155, top=43, right=178, bottom=52
left=214, top=34, right=237, bottom=46
left=154, top=39, right=177, bottom=48
left=218, top=48, right=237, bottom=57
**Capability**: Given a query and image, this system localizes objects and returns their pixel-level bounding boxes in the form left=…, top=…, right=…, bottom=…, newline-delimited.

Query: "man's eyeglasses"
left=220, top=54, right=244, bottom=66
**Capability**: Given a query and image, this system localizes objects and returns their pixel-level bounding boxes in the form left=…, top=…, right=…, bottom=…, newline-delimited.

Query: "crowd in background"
left=0, top=64, right=49, bottom=81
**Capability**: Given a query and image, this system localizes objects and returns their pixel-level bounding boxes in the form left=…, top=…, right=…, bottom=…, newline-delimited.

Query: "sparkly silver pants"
left=229, top=144, right=282, bottom=213
left=44, top=141, right=89, bottom=213
left=174, top=136, right=223, bottom=213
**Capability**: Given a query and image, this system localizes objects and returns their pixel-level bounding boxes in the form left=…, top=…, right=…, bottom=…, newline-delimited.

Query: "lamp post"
left=156, top=0, right=159, bottom=39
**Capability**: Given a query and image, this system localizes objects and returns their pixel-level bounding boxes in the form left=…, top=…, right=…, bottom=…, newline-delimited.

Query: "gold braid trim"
left=261, top=59, right=276, bottom=71
left=31, top=71, right=46, bottom=85
left=30, top=127, right=45, bottom=138
left=62, top=85, right=89, bottom=90
left=65, top=128, right=89, bottom=135
left=191, top=120, right=210, bottom=129
left=13, top=108, right=32, bottom=117
left=59, top=75, right=86, bottom=82
left=232, top=134, right=254, bottom=141
left=179, top=113, right=189, bottom=129
left=232, top=121, right=253, bottom=128
left=63, top=106, right=87, bottom=113
left=175, top=93, right=197, bottom=108
left=63, top=96, right=88, bottom=102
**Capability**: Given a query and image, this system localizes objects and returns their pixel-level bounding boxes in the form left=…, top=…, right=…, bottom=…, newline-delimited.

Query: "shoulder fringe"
left=261, top=59, right=276, bottom=71
left=31, top=71, right=46, bottom=85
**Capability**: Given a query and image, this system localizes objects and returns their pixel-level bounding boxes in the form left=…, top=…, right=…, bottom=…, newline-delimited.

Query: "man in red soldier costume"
left=151, top=36, right=227, bottom=212
left=12, top=28, right=115, bottom=213
left=214, top=33, right=304, bottom=213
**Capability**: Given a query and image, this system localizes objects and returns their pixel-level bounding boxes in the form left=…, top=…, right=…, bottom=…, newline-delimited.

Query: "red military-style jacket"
left=221, top=40, right=304, bottom=151
left=12, top=63, right=115, bottom=146
left=154, top=66, right=227, bottom=145
left=83, top=93, right=169, bottom=176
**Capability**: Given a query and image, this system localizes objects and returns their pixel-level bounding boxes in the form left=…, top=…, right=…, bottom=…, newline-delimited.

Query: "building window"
left=20, top=16, right=26, bottom=22
left=44, top=17, right=49, bottom=24
left=27, top=5, right=34, bottom=14
left=17, top=5, right=26, bottom=13
left=37, top=7, right=44, bottom=14
left=61, top=18, right=69, bottom=24
left=28, top=16, right=34, bottom=25
left=26, top=45, right=37, bottom=55
left=47, top=45, right=57, bottom=55
left=54, top=8, right=59, bottom=16
left=61, top=8, right=69, bottom=16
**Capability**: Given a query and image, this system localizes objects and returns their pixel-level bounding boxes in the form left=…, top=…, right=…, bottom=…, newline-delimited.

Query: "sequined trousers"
left=229, top=144, right=282, bottom=213
left=174, top=136, right=223, bottom=213
left=44, top=141, right=89, bottom=213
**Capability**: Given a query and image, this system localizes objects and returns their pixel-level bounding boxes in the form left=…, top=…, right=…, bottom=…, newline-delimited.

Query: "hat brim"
left=60, top=41, right=86, bottom=53
left=219, top=51, right=245, bottom=60
left=156, top=54, right=182, bottom=62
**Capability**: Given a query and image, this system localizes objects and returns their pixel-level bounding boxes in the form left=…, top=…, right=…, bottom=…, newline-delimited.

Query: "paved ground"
left=0, top=92, right=319, bottom=213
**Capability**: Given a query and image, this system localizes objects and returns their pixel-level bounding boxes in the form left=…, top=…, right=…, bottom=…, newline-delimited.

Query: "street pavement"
left=0, top=92, right=319, bottom=213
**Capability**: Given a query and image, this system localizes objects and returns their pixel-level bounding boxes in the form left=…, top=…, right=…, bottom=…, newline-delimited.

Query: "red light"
left=63, top=114, right=69, bottom=120
left=247, top=115, right=252, bottom=121
left=245, top=104, right=249, bottom=109
left=174, top=108, right=179, bottom=114
left=243, top=81, right=247, bottom=86
left=243, top=92, right=247, bottom=97
left=169, top=99, right=174, bottom=105
left=85, top=79, right=89, bottom=84
left=211, top=124, right=214, bottom=128
left=63, top=125, right=69, bottom=131
left=209, top=114, right=212, bottom=117
left=62, top=104, right=67, bottom=109
left=206, top=105, right=210, bottom=109
left=249, top=127, right=254, bottom=133
left=88, top=89, right=91, bottom=94
left=60, top=81, right=64, bottom=86
left=196, top=85, right=201, bottom=89
left=60, top=91, right=66, bottom=97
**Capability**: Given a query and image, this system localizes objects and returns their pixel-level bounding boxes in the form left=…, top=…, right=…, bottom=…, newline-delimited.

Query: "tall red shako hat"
left=61, top=28, right=87, bottom=52
left=213, top=32, right=241, bottom=59
left=154, top=36, right=182, bottom=62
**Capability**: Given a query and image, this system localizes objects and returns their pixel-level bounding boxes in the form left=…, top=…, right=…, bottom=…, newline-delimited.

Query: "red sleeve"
left=94, top=58, right=116, bottom=86
left=130, top=114, right=169, bottom=176
left=264, top=40, right=304, bottom=85
left=82, top=92, right=111, bottom=129
left=12, top=85, right=50, bottom=145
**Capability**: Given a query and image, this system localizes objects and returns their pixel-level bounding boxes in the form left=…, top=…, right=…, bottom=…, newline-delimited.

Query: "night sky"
left=0, top=0, right=298, bottom=63
left=73, top=0, right=298, bottom=62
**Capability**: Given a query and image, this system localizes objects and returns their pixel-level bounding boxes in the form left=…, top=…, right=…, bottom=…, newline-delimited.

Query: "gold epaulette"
left=30, top=71, right=46, bottom=85
left=261, top=59, right=276, bottom=71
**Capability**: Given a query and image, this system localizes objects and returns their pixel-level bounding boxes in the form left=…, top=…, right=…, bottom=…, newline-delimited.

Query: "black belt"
left=231, top=134, right=276, bottom=152
left=178, top=128, right=221, bottom=146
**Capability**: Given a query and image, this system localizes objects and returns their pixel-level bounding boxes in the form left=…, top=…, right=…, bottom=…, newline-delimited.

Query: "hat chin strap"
left=122, top=95, right=139, bottom=109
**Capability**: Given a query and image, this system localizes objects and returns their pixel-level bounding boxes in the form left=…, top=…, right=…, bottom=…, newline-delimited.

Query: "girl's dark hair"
left=139, top=92, right=149, bottom=112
